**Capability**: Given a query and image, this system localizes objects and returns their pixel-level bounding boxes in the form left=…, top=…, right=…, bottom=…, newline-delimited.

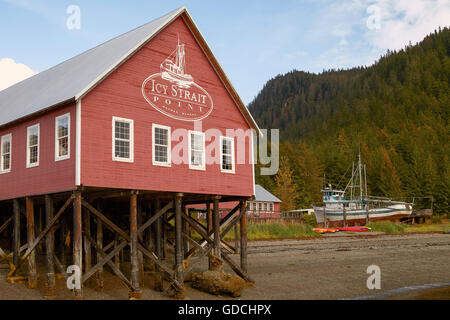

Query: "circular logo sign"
left=142, top=40, right=214, bottom=121
left=142, top=73, right=214, bottom=121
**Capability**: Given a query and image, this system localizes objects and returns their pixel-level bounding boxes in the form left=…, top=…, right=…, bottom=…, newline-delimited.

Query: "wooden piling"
left=73, top=191, right=83, bottom=298
left=129, top=191, right=142, bottom=299
left=240, top=200, right=248, bottom=274
left=343, top=207, right=347, bottom=228
left=44, top=195, right=56, bottom=298
left=137, top=201, right=144, bottom=287
left=60, top=210, right=68, bottom=268
left=182, top=206, right=189, bottom=255
left=365, top=204, right=370, bottom=225
left=174, top=193, right=184, bottom=286
left=96, top=201, right=104, bottom=290
left=213, top=196, right=221, bottom=259
left=154, top=198, right=163, bottom=291
left=206, top=201, right=213, bottom=270
left=83, top=207, right=91, bottom=283
left=12, top=199, right=20, bottom=266
left=26, top=197, right=37, bottom=289
left=234, top=223, right=239, bottom=254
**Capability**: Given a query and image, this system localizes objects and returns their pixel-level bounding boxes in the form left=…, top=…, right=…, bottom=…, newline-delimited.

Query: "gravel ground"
left=0, top=232, right=449, bottom=300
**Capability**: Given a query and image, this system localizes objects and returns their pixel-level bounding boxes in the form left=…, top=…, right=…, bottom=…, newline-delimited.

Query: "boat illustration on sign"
left=160, top=38, right=194, bottom=88
left=142, top=37, right=214, bottom=122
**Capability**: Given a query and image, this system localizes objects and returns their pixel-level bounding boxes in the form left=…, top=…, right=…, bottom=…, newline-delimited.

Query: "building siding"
left=80, top=17, right=254, bottom=197
left=0, top=104, right=76, bottom=200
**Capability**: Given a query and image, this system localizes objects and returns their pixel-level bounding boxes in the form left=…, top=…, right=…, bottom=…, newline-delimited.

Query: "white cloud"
left=366, top=0, right=450, bottom=51
left=0, top=58, right=37, bottom=91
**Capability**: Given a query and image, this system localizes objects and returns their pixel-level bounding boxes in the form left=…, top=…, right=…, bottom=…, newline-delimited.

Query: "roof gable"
left=255, top=184, right=282, bottom=203
left=0, top=7, right=260, bottom=134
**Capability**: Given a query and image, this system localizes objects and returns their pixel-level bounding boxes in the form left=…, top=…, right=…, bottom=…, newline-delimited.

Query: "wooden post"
left=129, top=191, right=142, bottom=299
left=240, top=200, right=248, bottom=274
left=60, top=209, right=68, bottom=268
left=37, top=206, right=44, bottom=254
left=45, top=195, right=56, bottom=298
left=26, top=197, right=37, bottom=289
left=206, top=201, right=213, bottom=270
left=137, top=201, right=144, bottom=287
left=96, top=201, right=104, bottom=290
left=12, top=199, right=20, bottom=266
left=174, top=193, right=184, bottom=286
left=83, top=207, right=91, bottom=283
left=154, top=198, right=163, bottom=291
left=234, top=222, right=239, bottom=254
left=182, top=206, right=188, bottom=255
left=162, top=201, right=168, bottom=261
left=343, top=207, right=347, bottom=228
left=186, top=209, right=191, bottom=253
left=365, top=204, right=370, bottom=225
left=213, top=196, right=221, bottom=259
left=73, top=191, right=83, bottom=298
left=145, top=200, right=153, bottom=268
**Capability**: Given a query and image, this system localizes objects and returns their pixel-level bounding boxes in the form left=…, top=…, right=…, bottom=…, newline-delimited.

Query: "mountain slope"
left=249, top=28, right=449, bottom=214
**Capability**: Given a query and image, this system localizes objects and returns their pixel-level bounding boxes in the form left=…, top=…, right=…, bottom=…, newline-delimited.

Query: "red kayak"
left=338, top=227, right=371, bottom=232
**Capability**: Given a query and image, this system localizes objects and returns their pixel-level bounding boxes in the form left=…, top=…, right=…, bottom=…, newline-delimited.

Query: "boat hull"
left=313, top=206, right=412, bottom=227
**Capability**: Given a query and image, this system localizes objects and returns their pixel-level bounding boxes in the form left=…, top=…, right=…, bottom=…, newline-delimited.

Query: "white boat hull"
left=313, top=204, right=413, bottom=227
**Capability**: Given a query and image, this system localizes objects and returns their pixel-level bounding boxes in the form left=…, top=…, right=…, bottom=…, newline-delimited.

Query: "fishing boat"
left=313, top=153, right=413, bottom=227
left=160, top=36, right=194, bottom=88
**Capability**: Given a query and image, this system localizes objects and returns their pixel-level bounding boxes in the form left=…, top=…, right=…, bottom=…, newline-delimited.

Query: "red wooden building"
left=0, top=7, right=259, bottom=299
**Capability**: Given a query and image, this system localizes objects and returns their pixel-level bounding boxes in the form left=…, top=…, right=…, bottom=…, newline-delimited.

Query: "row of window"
left=112, top=117, right=236, bottom=173
left=0, top=113, right=70, bottom=173
left=0, top=115, right=236, bottom=174
left=246, top=201, right=275, bottom=213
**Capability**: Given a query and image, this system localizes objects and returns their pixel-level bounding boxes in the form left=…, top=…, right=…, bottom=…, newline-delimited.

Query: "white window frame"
left=188, top=131, right=206, bottom=171
left=55, top=113, right=71, bottom=162
left=26, top=124, right=40, bottom=168
left=0, top=133, right=12, bottom=174
left=220, top=136, right=235, bottom=174
left=112, top=117, right=134, bottom=163
left=152, top=124, right=171, bottom=167
left=270, top=203, right=274, bottom=212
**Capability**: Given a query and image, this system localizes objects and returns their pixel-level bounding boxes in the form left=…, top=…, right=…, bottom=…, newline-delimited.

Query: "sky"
left=0, top=0, right=449, bottom=104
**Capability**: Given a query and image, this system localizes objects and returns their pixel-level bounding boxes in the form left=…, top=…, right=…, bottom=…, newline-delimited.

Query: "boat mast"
left=358, top=151, right=363, bottom=201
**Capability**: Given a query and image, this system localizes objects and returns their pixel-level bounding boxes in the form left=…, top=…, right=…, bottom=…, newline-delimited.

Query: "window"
left=189, top=131, right=205, bottom=171
left=27, top=124, right=40, bottom=168
left=270, top=203, right=274, bottom=212
left=152, top=124, right=171, bottom=167
left=258, top=202, right=262, bottom=211
left=220, top=136, right=235, bottom=173
left=264, top=203, right=268, bottom=211
left=1, top=134, right=11, bottom=173
left=55, top=113, right=70, bottom=161
left=112, top=117, right=134, bottom=162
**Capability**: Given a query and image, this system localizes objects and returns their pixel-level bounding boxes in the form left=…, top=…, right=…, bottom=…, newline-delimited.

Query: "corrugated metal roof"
left=0, top=7, right=191, bottom=128
left=255, top=184, right=282, bottom=203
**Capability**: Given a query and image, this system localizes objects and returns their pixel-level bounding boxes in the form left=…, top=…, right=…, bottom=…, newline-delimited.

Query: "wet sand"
left=0, top=233, right=449, bottom=300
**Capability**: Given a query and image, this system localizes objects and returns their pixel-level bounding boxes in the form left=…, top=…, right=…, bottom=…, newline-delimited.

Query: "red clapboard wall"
left=0, top=104, right=76, bottom=200
left=0, top=14, right=255, bottom=201
left=80, top=16, right=254, bottom=197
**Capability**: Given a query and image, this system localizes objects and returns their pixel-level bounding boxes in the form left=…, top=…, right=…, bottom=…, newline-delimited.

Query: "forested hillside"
left=249, top=28, right=449, bottom=215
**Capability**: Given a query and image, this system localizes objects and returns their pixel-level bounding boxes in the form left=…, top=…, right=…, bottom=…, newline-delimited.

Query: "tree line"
left=250, top=28, right=449, bottom=215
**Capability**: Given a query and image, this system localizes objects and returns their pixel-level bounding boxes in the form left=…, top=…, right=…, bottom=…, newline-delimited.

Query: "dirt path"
left=0, top=233, right=449, bottom=300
